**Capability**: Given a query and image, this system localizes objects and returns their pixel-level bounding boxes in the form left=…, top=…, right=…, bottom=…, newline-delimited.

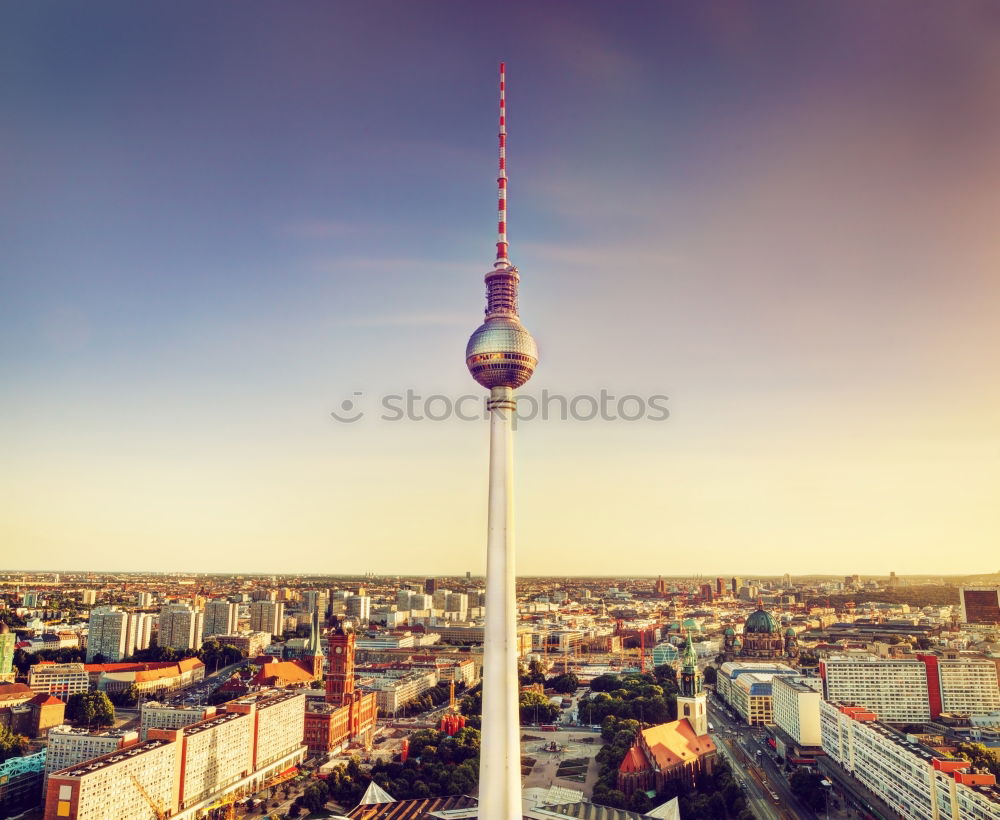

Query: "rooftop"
left=54, top=739, right=171, bottom=777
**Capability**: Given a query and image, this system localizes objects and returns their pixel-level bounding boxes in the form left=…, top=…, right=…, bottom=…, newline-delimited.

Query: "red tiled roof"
left=29, top=693, right=65, bottom=706
left=250, top=660, right=315, bottom=686
left=618, top=745, right=649, bottom=774
left=639, top=719, right=716, bottom=770
left=0, top=683, right=33, bottom=701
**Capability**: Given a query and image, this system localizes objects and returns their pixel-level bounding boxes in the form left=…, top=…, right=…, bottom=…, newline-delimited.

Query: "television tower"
left=466, top=62, right=538, bottom=820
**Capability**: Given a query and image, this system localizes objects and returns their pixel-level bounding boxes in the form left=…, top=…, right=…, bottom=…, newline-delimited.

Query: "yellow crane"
left=130, top=772, right=167, bottom=820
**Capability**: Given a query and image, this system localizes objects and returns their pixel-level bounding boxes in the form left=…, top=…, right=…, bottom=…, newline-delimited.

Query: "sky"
left=2, top=2, right=999, bottom=576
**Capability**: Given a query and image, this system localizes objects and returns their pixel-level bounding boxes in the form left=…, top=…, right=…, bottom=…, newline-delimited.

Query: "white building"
left=771, top=675, right=823, bottom=748
left=820, top=701, right=1000, bottom=820
left=936, top=656, right=1000, bottom=715
left=346, top=595, right=371, bottom=624
left=158, top=604, right=204, bottom=652
left=127, top=612, right=153, bottom=654
left=716, top=661, right=798, bottom=725
left=366, top=668, right=437, bottom=715
left=140, top=702, right=217, bottom=740
left=45, top=727, right=139, bottom=779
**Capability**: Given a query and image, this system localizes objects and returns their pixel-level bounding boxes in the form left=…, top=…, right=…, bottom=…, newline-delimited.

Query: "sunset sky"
left=3, top=2, right=999, bottom=575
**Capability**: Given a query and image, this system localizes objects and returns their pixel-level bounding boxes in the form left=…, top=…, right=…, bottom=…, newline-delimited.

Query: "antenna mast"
left=496, top=62, right=509, bottom=266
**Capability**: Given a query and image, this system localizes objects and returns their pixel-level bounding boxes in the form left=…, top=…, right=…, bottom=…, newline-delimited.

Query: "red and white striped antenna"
left=495, top=61, right=510, bottom=267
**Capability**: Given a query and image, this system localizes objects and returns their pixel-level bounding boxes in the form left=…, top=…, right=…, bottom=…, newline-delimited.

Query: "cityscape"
left=4, top=4, right=1000, bottom=820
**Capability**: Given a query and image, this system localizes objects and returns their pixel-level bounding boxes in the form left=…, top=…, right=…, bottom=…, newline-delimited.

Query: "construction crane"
left=130, top=773, right=166, bottom=820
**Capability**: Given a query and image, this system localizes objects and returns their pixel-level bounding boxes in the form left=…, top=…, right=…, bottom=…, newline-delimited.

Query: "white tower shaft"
left=479, top=386, right=521, bottom=820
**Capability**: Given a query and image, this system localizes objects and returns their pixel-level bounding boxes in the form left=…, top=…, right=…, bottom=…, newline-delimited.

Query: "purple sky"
left=3, top=2, right=999, bottom=574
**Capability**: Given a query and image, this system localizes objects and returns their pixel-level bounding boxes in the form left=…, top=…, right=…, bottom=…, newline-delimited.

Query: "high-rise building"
left=464, top=63, right=539, bottom=820
left=80, top=590, right=97, bottom=606
left=424, top=578, right=438, bottom=595
left=730, top=577, right=743, bottom=596
left=249, top=600, right=284, bottom=636
left=396, top=589, right=414, bottom=610
left=44, top=727, right=140, bottom=780
left=158, top=604, right=203, bottom=652
left=126, top=612, right=153, bottom=655
left=302, top=590, right=329, bottom=618
left=445, top=592, right=469, bottom=619
left=771, top=676, right=823, bottom=748
left=715, top=577, right=726, bottom=597
left=86, top=607, right=129, bottom=662
left=0, top=623, right=15, bottom=683
left=202, top=599, right=238, bottom=640
left=958, top=587, right=1000, bottom=625
left=820, top=656, right=930, bottom=723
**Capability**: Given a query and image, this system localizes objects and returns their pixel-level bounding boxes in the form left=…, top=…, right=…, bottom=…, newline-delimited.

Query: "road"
left=706, top=696, right=816, bottom=820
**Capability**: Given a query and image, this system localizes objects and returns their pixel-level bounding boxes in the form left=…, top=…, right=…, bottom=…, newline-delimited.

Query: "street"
left=706, top=696, right=816, bottom=820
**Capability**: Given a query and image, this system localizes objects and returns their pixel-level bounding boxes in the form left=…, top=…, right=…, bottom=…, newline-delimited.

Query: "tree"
left=702, top=666, right=718, bottom=685
left=789, top=769, right=827, bottom=811
left=955, top=742, right=1000, bottom=778
left=519, top=659, right=547, bottom=685
left=628, top=790, right=652, bottom=813
left=519, top=691, right=559, bottom=724
left=66, top=692, right=115, bottom=728
left=0, top=723, right=27, bottom=763
left=916, top=637, right=934, bottom=650
left=548, top=672, right=579, bottom=693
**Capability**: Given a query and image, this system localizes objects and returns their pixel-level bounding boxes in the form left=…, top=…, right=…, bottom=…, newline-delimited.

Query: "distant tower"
left=466, top=62, right=539, bottom=820
left=677, top=633, right=708, bottom=736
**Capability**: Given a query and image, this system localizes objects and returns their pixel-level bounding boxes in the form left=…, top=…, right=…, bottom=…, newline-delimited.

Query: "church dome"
left=744, top=607, right=779, bottom=634
left=723, top=626, right=736, bottom=636
left=785, top=627, right=796, bottom=637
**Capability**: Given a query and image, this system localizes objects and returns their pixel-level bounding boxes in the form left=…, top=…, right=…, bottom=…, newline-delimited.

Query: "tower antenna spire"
left=496, top=61, right=509, bottom=266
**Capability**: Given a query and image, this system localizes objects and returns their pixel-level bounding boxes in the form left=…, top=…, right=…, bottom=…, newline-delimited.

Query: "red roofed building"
left=86, top=658, right=205, bottom=694
left=619, top=636, right=717, bottom=792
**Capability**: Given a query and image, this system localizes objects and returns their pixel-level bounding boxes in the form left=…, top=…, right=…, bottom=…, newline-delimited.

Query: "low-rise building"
left=45, top=727, right=140, bottom=780
left=365, top=668, right=437, bottom=716
left=28, top=663, right=90, bottom=699
left=140, top=702, right=217, bottom=740
left=716, top=661, right=798, bottom=725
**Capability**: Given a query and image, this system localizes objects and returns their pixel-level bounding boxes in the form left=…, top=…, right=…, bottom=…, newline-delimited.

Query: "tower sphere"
left=466, top=314, right=538, bottom=389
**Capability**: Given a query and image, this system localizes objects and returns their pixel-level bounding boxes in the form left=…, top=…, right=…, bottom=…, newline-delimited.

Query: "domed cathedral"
left=724, top=601, right=796, bottom=661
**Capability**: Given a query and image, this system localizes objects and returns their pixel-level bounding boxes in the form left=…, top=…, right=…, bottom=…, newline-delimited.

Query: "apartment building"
left=44, top=691, right=306, bottom=820
left=158, top=604, right=204, bottom=652
left=822, top=654, right=1000, bottom=724
left=820, top=701, right=1000, bottom=820
left=933, top=656, right=1000, bottom=716
left=201, top=599, right=239, bottom=641
left=28, top=663, right=90, bottom=699
left=85, top=608, right=129, bottom=662
left=249, top=600, right=285, bottom=636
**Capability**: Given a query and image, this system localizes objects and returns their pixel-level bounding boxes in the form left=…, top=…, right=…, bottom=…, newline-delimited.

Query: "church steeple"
left=676, top=631, right=708, bottom=736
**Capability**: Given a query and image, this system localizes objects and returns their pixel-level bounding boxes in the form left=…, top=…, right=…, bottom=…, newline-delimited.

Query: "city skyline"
left=4, top=2, right=1000, bottom=575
